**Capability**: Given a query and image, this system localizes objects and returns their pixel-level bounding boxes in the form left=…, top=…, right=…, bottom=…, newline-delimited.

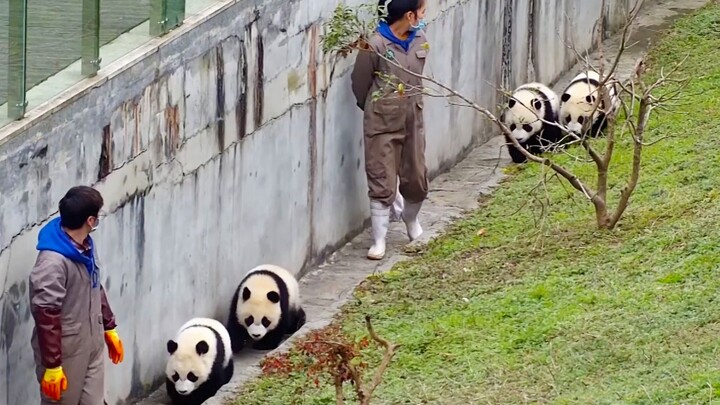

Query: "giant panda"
left=165, top=317, right=234, bottom=405
left=500, top=82, right=562, bottom=163
left=559, top=70, right=620, bottom=138
left=227, top=264, right=307, bottom=352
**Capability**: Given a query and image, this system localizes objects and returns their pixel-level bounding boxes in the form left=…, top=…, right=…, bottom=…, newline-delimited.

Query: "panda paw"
left=252, top=340, right=281, bottom=351
left=252, top=331, right=284, bottom=351
left=230, top=336, right=246, bottom=353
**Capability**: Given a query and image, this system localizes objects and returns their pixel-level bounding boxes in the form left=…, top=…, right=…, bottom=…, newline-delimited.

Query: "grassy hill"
left=237, top=3, right=720, bottom=404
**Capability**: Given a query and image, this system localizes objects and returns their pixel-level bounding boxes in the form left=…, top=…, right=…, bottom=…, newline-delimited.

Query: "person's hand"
left=42, top=366, right=68, bottom=401
left=104, top=329, right=124, bottom=364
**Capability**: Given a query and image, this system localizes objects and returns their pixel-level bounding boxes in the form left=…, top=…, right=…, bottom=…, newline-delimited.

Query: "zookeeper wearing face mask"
left=351, top=0, right=430, bottom=260
left=29, top=185, right=124, bottom=404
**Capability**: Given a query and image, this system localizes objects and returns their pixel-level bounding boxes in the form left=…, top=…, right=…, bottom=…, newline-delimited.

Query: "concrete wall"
left=0, top=0, right=643, bottom=403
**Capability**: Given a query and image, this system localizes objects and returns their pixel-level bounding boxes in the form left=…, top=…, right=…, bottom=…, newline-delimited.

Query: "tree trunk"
left=594, top=199, right=613, bottom=229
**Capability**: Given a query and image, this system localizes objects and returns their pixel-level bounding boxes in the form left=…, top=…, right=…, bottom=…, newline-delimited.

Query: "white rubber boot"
left=402, top=200, right=424, bottom=241
left=368, top=200, right=390, bottom=260
left=390, top=188, right=405, bottom=223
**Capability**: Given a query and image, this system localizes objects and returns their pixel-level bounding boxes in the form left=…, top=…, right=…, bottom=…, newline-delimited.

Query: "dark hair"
left=378, top=0, right=423, bottom=25
left=58, top=186, right=104, bottom=230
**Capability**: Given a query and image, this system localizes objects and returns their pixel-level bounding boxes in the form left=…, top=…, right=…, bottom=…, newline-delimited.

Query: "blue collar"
left=37, top=217, right=100, bottom=288
left=377, top=21, right=417, bottom=52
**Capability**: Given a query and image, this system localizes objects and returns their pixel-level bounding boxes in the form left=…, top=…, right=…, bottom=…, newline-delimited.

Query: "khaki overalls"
left=351, top=30, right=430, bottom=207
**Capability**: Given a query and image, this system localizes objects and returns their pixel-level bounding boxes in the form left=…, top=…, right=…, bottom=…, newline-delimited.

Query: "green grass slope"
left=237, top=4, right=720, bottom=404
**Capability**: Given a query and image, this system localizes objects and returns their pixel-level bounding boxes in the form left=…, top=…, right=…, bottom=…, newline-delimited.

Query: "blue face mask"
left=410, top=18, right=427, bottom=31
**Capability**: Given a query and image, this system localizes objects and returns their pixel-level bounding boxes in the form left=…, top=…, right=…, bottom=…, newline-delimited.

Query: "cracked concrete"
left=132, top=1, right=711, bottom=404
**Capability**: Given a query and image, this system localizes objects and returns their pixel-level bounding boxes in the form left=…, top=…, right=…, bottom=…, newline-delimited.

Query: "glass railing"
left=0, top=0, right=222, bottom=130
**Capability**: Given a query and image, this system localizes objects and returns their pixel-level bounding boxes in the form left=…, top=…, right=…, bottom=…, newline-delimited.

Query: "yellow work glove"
left=41, top=366, right=68, bottom=401
left=104, top=329, right=124, bottom=364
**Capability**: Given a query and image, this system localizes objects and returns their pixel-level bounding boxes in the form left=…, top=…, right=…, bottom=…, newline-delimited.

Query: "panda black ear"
left=533, top=99, right=542, bottom=110
left=561, top=93, right=571, bottom=102
left=508, top=99, right=516, bottom=108
left=167, top=340, right=178, bottom=354
left=242, top=287, right=251, bottom=301
left=196, top=340, right=209, bottom=355
left=267, top=291, right=281, bottom=304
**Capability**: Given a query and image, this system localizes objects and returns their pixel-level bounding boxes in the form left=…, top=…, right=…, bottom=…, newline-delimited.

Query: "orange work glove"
left=104, top=329, right=124, bottom=364
left=41, top=366, right=68, bottom=401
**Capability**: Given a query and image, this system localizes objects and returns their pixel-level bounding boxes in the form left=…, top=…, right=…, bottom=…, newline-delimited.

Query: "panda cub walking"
left=559, top=70, right=620, bottom=138
left=227, top=264, right=307, bottom=352
left=165, top=317, right=234, bottom=405
left=500, top=82, right=562, bottom=163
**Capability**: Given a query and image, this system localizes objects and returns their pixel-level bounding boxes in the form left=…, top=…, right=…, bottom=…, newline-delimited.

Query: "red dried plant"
left=261, top=316, right=399, bottom=405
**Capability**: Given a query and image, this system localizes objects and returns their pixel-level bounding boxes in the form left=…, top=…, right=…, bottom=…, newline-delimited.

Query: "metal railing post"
left=81, top=0, right=102, bottom=76
left=7, top=0, right=28, bottom=120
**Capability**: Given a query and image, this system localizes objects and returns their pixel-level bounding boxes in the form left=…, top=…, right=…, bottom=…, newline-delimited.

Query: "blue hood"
left=37, top=217, right=99, bottom=288
left=377, top=21, right=417, bottom=52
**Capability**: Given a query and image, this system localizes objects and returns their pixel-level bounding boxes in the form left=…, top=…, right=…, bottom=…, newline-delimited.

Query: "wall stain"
left=135, top=196, right=145, bottom=287
left=31, top=144, right=48, bottom=160
left=216, top=46, right=226, bottom=153
left=164, top=105, right=180, bottom=159
left=133, top=102, right=141, bottom=157
left=287, top=70, right=301, bottom=93
left=0, top=282, right=25, bottom=351
left=254, top=31, right=264, bottom=129
left=501, top=0, right=513, bottom=90
left=527, top=0, right=537, bottom=81
left=111, top=185, right=153, bottom=215
left=237, top=39, right=248, bottom=139
left=306, top=23, right=319, bottom=262
left=127, top=340, right=146, bottom=400
left=98, top=124, right=113, bottom=180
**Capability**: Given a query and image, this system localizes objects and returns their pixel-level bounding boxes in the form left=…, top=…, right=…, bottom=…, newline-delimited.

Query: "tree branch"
left=362, top=315, right=400, bottom=404
left=609, top=96, right=650, bottom=228
left=334, top=372, right=345, bottom=405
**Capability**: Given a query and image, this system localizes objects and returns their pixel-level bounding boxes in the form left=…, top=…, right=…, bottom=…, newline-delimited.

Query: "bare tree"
left=321, top=0, right=689, bottom=230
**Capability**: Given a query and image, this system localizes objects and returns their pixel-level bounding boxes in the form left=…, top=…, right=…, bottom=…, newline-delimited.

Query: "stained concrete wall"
left=0, top=0, right=644, bottom=403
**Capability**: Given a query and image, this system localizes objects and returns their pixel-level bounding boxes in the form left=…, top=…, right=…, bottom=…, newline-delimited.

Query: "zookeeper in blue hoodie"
left=29, top=185, right=124, bottom=404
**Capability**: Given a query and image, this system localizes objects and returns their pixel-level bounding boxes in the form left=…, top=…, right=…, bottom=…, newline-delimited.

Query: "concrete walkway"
left=136, top=0, right=709, bottom=403
left=136, top=134, right=511, bottom=405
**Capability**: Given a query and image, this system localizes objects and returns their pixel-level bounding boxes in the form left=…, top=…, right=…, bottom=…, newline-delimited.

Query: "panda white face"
left=560, top=87, right=600, bottom=135
left=166, top=336, right=213, bottom=395
left=238, top=283, right=282, bottom=341
left=504, top=91, right=545, bottom=143
left=170, top=369, right=200, bottom=396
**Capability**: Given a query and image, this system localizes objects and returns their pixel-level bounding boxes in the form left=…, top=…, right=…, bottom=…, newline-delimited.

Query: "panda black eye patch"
left=245, top=316, right=254, bottom=326
left=172, top=372, right=180, bottom=382
left=267, top=291, right=281, bottom=303
left=522, top=124, right=533, bottom=132
left=187, top=372, right=198, bottom=382
left=510, top=124, right=516, bottom=131
left=261, top=317, right=271, bottom=327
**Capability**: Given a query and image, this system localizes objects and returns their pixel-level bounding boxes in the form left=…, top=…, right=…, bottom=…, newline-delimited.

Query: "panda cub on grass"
left=559, top=69, right=620, bottom=138
left=165, top=317, right=234, bottom=405
left=227, top=264, right=307, bottom=352
left=500, top=82, right=562, bottom=163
